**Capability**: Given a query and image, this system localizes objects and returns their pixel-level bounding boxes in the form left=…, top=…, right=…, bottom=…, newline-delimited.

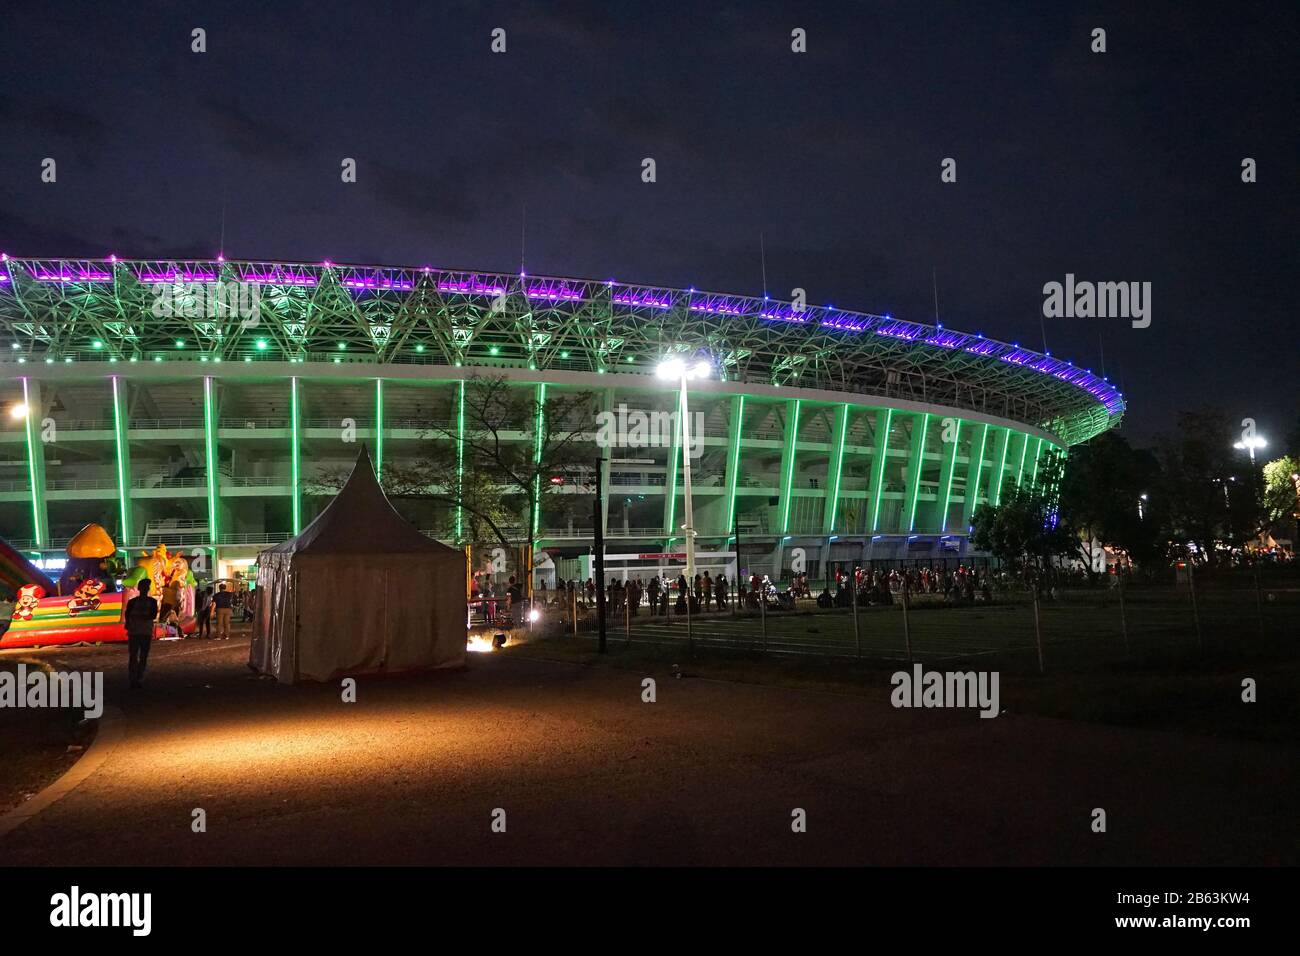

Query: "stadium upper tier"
left=0, top=256, right=1123, bottom=444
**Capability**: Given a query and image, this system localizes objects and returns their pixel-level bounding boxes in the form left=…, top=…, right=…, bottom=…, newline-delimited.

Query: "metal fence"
left=525, top=566, right=1299, bottom=672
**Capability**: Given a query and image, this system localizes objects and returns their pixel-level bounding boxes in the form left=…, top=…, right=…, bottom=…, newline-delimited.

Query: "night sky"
left=1, top=1, right=1295, bottom=446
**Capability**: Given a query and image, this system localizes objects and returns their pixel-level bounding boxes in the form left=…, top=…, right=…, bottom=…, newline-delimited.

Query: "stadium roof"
left=0, top=256, right=1123, bottom=444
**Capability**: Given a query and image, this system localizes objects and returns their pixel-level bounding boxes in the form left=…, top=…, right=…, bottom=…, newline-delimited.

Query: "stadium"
left=0, top=256, right=1124, bottom=585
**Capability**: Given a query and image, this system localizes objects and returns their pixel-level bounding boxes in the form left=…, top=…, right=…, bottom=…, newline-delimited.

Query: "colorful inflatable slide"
left=0, top=525, right=196, bottom=649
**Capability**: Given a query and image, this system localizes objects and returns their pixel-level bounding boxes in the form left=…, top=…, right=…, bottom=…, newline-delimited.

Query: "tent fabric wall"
left=249, top=552, right=298, bottom=681
left=248, top=448, right=467, bottom=684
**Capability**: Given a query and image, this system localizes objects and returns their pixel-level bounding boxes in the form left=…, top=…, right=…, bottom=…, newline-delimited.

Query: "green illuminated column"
left=723, top=394, right=745, bottom=534
left=1014, top=431, right=1031, bottom=489
left=990, top=426, right=1012, bottom=505
left=374, top=378, right=385, bottom=477
left=868, top=408, right=894, bottom=532
left=598, top=388, right=613, bottom=536
left=203, top=377, right=219, bottom=548
left=937, top=419, right=962, bottom=532
left=455, top=379, right=466, bottom=541
left=20, top=377, right=47, bottom=549
left=290, top=377, right=302, bottom=534
left=904, top=412, right=931, bottom=532
left=111, top=377, right=133, bottom=546
left=662, top=387, right=682, bottom=538
left=777, top=399, right=802, bottom=534
left=1028, top=437, right=1044, bottom=491
left=959, top=422, right=990, bottom=529
left=823, top=403, right=850, bottom=534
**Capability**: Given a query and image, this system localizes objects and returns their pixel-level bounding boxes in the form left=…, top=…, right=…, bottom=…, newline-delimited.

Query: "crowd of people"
left=517, top=566, right=998, bottom=617
left=821, top=564, right=992, bottom=607
left=533, top=571, right=735, bottom=617
left=467, top=562, right=1053, bottom=626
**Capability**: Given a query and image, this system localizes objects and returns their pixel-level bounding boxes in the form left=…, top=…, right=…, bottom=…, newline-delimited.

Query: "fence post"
left=685, top=578, right=693, bottom=658
left=901, top=576, right=913, bottom=662
left=1187, top=562, right=1204, bottom=653
left=1253, top=562, right=1265, bottom=636
left=759, top=578, right=768, bottom=652
left=571, top=586, right=578, bottom=638
left=851, top=572, right=861, bottom=659
left=1116, top=564, right=1130, bottom=658
left=1032, top=577, right=1045, bottom=673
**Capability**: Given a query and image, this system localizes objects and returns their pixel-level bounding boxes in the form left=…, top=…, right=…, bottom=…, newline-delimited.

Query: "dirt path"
left=1, top=637, right=1295, bottom=866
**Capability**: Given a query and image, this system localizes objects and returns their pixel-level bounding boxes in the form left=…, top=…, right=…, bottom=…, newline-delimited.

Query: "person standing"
left=195, top=585, right=213, bottom=639
left=213, top=582, right=234, bottom=640
left=159, top=574, right=182, bottom=622
left=124, top=579, right=158, bottom=689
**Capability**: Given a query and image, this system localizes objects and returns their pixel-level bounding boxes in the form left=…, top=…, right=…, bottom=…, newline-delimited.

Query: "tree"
left=1262, top=455, right=1300, bottom=545
left=1055, top=431, right=1167, bottom=574
left=307, top=374, right=597, bottom=574
left=1156, top=409, right=1264, bottom=562
left=970, top=456, right=1075, bottom=570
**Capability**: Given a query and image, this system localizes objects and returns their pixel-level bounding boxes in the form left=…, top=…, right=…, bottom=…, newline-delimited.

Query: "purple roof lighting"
left=1001, top=348, right=1038, bottom=366
left=612, top=291, right=673, bottom=309
left=137, top=270, right=219, bottom=284
left=239, top=268, right=317, bottom=287
left=524, top=283, right=583, bottom=302
left=923, top=329, right=967, bottom=349
left=689, top=297, right=746, bottom=316
left=341, top=276, right=415, bottom=291
left=821, top=314, right=870, bottom=333
left=28, top=265, right=113, bottom=283
left=0, top=255, right=1125, bottom=426
left=438, top=278, right=507, bottom=296
left=758, top=305, right=811, bottom=323
left=964, top=339, right=1001, bottom=357
left=875, top=319, right=925, bottom=341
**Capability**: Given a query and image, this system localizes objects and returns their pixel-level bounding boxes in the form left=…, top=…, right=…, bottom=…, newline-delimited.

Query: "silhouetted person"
left=213, top=583, right=234, bottom=639
left=124, top=579, right=158, bottom=688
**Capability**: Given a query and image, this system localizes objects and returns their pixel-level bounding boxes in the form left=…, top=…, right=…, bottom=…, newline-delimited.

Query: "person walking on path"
left=213, top=583, right=234, bottom=639
left=124, top=579, right=158, bottom=689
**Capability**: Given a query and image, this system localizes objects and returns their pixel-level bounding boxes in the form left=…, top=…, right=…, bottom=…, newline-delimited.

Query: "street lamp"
left=1137, top=492, right=1148, bottom=520
left=8, top=402, right=29, bottom=420
left=1233, top=434, right=1267, bottom=463
left=657, top=356, right=711, bottom=582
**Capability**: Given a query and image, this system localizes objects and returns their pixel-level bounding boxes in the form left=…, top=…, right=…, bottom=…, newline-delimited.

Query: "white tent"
left=248, top=448, right=466, bottom=683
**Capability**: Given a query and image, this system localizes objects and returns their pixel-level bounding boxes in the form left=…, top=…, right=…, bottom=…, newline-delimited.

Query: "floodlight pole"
left=677, top=373, right=698, bottom=583
left=594, top=459, right=607, bottom=654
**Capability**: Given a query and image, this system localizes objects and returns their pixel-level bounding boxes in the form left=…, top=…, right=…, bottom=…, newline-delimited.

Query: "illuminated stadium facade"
left=0, top=256, right=1123, bottom=582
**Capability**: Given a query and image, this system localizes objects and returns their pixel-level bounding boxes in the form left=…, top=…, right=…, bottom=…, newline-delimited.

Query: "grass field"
left=542, top=584, right=1297, bottom=672
left=511, top=585, right=1300, bottom=745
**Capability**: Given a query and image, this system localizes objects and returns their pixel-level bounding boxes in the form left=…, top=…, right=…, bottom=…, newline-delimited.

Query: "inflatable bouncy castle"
left=0, top=526, right=197, bottom=649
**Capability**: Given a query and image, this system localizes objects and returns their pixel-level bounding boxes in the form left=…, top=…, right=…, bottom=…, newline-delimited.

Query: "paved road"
left=1, top=636, right=1295, bottom=866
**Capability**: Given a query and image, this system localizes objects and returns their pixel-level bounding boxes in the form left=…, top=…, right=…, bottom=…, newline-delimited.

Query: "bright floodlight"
left=656, top=357, right=686, bottom=380
left=9, top=402, right=28, bottom=420
left=528, top=608, right=541, bottom=623
left=689, top=360, right=711, bottom=379
left=1234, top=437, right=1267, bottom=451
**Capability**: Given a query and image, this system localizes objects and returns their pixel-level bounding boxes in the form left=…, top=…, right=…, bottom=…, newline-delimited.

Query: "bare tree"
left=304, top=374, right=598, bottom=569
